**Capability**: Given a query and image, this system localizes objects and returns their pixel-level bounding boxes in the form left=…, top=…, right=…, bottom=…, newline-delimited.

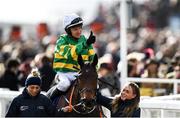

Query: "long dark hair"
left=111, top=82, right=140, bottom=116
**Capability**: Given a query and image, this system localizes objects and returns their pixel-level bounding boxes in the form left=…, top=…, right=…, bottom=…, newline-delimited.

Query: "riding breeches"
left=55, top=72, right=79, bottom=92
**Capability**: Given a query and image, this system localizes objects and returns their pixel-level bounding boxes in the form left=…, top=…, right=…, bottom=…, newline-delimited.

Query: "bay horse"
left=54, top=54, right=103, bottom=117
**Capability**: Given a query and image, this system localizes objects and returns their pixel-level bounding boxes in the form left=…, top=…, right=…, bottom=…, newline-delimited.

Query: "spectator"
left=39, top=55, right=56, bottom=91
left=6, top=69, right=55, bottom=117
left=128, top=58, right=141, bottom=87
left=0, top=59, right=20, bottom=91
left=98, top=63, right=119, bottom=97
left=18, top=61, right=32, bottom=87
left=97, top=82, right=140, bottom=117
left=128, top=58, right=140, bottom=77
left=140, top=59, right=160, bottom=96
left=166, top=56, right=180, bottom=93
left=141, top=59, right=160, bottom=78
left=98, top=63, right=113, bottom=96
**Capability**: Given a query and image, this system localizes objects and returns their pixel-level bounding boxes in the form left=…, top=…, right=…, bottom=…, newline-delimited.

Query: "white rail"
left=1, top=78, right=180, bottom=117
left=1, top=89, right=180, bottom=117
left=0, top=89, right=21, bottom=117
left=140, top=96, right=180, bottom=118
left=127, top=77, right=180, bottom=94
left=150, top=94, right=180, bottom=100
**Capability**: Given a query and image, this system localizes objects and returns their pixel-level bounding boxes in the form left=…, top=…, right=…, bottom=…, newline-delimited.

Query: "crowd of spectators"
left=0, top=0, right=179, bottom=96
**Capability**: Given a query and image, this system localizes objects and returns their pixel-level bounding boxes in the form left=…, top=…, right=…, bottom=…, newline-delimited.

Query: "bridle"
left=62, top=95, right=97, bottom=114
left=61, top=78, right=98, bottom=114
left=59, top=54, right=101, bottom=115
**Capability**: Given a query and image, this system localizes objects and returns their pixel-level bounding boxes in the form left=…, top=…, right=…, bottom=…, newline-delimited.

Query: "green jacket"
left=53, top=34, right=95, bottom=72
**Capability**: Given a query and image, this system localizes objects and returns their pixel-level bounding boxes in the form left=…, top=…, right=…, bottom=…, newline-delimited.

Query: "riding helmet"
left=63, top=13, right=83, bottom=35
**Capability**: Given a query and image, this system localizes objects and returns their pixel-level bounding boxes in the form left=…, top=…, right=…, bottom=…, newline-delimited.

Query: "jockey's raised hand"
left=86, top=31, right=96, bottom=46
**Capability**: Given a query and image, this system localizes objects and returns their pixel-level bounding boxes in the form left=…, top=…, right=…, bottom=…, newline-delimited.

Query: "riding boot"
left=50, top=88, right=64, bottom=101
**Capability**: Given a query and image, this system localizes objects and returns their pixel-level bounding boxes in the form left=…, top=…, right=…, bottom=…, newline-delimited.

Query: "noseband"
left=61, top=79, right=97, bottom=114
left=61, top=54, right=99, bottom=114
left=76, top=74, right=98, bottom=114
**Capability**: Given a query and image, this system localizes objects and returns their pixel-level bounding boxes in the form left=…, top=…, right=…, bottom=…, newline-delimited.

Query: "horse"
left=53, top=54, right=104, bottom=117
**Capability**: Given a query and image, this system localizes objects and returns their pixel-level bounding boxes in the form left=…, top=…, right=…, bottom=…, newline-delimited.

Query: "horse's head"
left=76, top=54, right=98, bottom=109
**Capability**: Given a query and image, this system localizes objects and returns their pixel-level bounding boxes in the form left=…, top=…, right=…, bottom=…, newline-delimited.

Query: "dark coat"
left=0, top=70, right=19, bottom=91
left=39, top=64, right=56, bottom=92
left=97, top=92, right=140, bottom=117
left=6, top=88, right=56, bottom=117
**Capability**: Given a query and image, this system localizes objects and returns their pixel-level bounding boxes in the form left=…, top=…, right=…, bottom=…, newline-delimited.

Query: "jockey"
left=49, top=13, right=96, bottom=101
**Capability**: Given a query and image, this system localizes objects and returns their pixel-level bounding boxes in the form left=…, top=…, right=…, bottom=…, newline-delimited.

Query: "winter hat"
left=25, top=68, right=41, bottom=87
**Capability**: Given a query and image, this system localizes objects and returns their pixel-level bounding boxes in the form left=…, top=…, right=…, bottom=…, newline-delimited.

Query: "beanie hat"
left=25, top=68, right=42, bottom=87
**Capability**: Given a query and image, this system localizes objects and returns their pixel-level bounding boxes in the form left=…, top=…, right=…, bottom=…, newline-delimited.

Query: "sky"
left=0, top=0, right=113, bottom=25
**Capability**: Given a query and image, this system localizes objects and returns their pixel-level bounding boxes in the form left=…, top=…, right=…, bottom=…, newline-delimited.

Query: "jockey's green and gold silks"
left=53, top=34, right=95, bottom=72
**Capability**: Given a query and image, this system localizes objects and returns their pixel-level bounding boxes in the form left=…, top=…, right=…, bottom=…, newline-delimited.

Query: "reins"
left=62, top=83, right=97, bottom=114
left=68, top=84, right=75, bottom=112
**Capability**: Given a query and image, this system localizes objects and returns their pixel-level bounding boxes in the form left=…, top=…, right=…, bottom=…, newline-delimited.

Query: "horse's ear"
left=91, top=54, right=98, bottom=67
left=78, top=55, right=84, bottom=68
